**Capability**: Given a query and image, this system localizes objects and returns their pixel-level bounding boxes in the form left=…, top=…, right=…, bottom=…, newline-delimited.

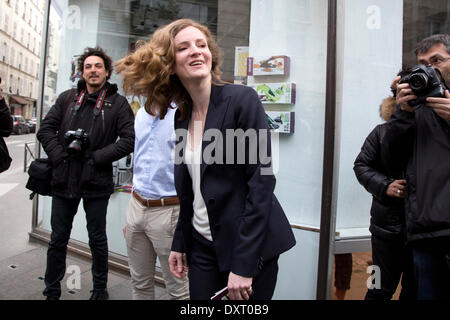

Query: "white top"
left=185, top=130, right=212, bottom=241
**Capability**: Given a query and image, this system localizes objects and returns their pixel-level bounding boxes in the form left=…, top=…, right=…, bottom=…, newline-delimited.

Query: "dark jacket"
left=37, top=80, right=135, bottom=199
left=0, top=98, right=13, bottom=137
left=381, top=103, right=450, bottom=241
left=353, top=123, right=405, bottom=240
left=0, top=98, right=13, bottom=172
left=171, top=84, right=296, bottom=277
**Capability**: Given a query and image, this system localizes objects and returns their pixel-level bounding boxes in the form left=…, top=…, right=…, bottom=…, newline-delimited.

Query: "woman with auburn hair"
left=116, top=18, right=295, bottom=300
left=116, top=19, right=222, bottom=120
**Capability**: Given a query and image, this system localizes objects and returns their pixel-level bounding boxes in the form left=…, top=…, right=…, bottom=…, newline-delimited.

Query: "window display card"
left=247, top=55, right=290, bottom=76
left=234, top=46, right=249, bottom=77
left=249, top=82, right=296, bottom=104
left=266, top=111, right=295, bottom=134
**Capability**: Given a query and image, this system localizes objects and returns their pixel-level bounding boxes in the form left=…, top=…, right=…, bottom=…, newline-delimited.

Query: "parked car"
left=26, top=118, right=37, bottom=133
left=11, top=115, right=30, bottom=135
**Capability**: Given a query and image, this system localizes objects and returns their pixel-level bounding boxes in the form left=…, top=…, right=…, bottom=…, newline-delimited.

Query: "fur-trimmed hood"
left=380, top=96, right=397, bottom=122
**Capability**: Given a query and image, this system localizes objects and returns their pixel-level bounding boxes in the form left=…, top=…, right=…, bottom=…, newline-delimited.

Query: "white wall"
left=249, top=0, right=328, bottom=227
left=249, top=0, right=328, bottom=299
left=334, top=0, right=403, bottom=233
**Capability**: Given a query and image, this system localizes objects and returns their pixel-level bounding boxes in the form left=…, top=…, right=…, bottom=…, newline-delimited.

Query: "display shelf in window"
left=266, top=111, right=295, bottom=134
left=234, top=46, right=249, bottom=77
left=249, top=82, right=296, bottom=104
left=247, top=55, right=290, bottom=76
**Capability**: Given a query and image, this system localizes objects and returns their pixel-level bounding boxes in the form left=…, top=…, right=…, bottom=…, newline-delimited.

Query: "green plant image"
left=256, top=84, right=286, bottom=102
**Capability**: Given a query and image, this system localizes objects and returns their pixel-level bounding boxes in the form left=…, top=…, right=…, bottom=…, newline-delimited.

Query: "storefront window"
left=35, top=0, right=448, bottom=300
left=332, top=0, right=449, bottom=299
left=38, top=0, right=230, bottom=256
left=402, top=0, right=450, bottom=68
left=35, top=0, right=330, bottom=299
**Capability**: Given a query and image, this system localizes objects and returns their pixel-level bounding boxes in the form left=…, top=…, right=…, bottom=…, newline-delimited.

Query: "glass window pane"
left=333, top=0, right=449, bottom=300
left=36, top=0, right=330, bottom=300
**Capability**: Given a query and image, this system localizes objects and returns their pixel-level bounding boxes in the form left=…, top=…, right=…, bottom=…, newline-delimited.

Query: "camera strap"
left=64, top=90, right=86, bottom=134
left=74, top=90, right=86, bottom=112
left=66, top=88, right=108, bottom=136
left=73, top=88, right=107, bottom=114
left=93, top=88, right=108, bottom=116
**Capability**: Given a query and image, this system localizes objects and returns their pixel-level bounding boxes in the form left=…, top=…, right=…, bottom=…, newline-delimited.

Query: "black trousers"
left=43, top=195, right=110, bottom=298
left=188, top=228, right=279, bottom=300
left=365, top=235, right=417, bottom=300
left=411, top=237, right=450, bottom=300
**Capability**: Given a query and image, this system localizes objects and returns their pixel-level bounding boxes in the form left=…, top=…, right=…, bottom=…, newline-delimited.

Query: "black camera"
left=64, top=128, right=88, bottom=154
left=399, top=64, right=446, bottom=107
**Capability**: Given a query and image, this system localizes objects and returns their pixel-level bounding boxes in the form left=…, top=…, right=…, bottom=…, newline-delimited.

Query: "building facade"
left=0, top=0, right=45, bottom=119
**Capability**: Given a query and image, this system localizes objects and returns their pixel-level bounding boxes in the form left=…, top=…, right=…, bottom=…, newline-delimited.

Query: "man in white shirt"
left=124, top=105, right=189, bottom=300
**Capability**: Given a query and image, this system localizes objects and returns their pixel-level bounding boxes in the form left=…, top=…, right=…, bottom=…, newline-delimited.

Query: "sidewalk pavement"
left=0, top=238, right=169, bottom=300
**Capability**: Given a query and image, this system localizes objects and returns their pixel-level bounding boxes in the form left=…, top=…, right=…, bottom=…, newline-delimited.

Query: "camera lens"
left=409, top=73, right=428, bottom=91
left=67, top=139, right=83, bottom=154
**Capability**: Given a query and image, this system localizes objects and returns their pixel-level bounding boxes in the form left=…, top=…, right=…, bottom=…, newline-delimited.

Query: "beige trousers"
left=125, top=195, right=189, bottom=300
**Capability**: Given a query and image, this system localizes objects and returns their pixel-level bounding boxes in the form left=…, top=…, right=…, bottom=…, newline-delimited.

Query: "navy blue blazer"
left=171, top=83, right=296, bottom=277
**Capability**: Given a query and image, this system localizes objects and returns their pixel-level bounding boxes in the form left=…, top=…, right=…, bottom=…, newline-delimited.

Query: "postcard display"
left=245, top=55, right=295, bottom=134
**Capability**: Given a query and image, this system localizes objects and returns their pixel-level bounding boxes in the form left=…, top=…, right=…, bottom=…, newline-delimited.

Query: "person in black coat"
left=0, top=91, right=13, bottom=173
left=37, top=47, right=135, bottom=300
left=354, top=94, right=416, bottom=300
left=0, top=92, right=13, bottom=136
left=383, top=34, right=450, bottom=300
left=116, top=19, right=296, bottom=300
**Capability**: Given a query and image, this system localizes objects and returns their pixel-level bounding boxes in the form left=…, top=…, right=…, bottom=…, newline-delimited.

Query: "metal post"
left=31, top=0, right=51, bottom=231
left=24, top=142, right=27, bottom=172
left=316, top=0, right=337, bottom=300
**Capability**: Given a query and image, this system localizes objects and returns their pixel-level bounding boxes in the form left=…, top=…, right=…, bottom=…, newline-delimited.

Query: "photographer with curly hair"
left=37, top=47, right=135, bottom=300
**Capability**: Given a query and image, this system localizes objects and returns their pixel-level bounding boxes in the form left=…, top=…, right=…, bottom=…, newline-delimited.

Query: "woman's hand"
left=227, top=272, right=253, bottom=300
left=169, top=251, right=188, bottom=278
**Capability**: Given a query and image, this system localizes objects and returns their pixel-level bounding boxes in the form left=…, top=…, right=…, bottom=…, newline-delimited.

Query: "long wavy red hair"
left=115, top=19, right=223, bottom=120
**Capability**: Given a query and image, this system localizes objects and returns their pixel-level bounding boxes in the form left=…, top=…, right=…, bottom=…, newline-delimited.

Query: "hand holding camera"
left=395, top=65, right=447, bottom=113
left=425, top=89, right=450, bottom=121
left=393, top=76, right=415, bottom=112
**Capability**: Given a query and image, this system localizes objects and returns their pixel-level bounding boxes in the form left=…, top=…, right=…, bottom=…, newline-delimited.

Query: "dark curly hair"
left=77, top=46, right=113, bottom=80
left=414, top=34, right=450, bottom=56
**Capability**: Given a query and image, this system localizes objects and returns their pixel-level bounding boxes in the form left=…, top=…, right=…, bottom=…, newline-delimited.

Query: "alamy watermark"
left=366, top=265, right=381, bottom=290
left=66, top=5, right=81, bottom=30
left=172, top=122, right=279, bottom=175
left=66, top=265, right=81, bottom=290
left=366, top=5, right=381, bottom=30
